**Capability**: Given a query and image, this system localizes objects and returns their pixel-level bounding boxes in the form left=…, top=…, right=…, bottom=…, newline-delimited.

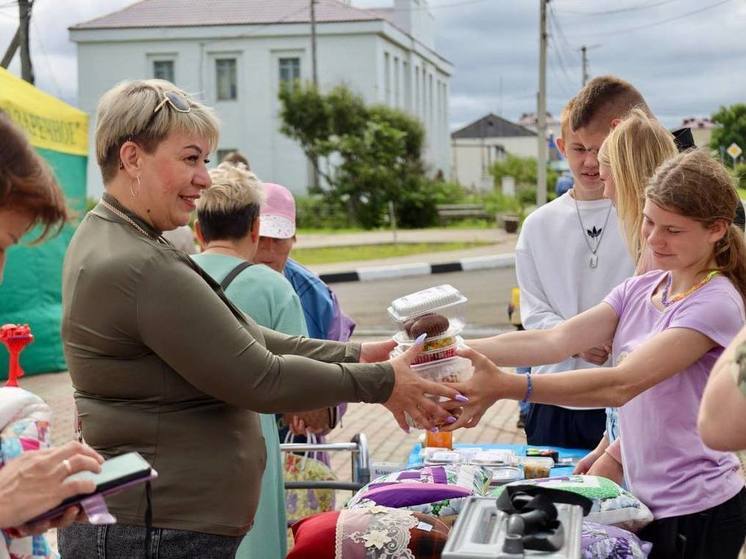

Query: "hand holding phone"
left=26, top=451, right=156, bottom=526
left=0, top=441, right=103, bottom=532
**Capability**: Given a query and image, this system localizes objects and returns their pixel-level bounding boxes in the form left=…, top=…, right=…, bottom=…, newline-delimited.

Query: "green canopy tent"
left=0, top=67, right=88, bottom=378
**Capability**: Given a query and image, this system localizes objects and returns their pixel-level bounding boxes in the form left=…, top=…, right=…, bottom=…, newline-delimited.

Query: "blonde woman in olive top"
left=58, top=79, right=457, bottom=559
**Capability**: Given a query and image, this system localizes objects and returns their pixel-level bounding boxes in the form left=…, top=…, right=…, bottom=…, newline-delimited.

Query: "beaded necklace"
left=660, top=270, right=719, bottom=307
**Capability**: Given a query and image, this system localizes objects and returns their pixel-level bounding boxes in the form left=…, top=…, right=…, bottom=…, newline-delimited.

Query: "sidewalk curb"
left=319, top=252, right=516, bottom=284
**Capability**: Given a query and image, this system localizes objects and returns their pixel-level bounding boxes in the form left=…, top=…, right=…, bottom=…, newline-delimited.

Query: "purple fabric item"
left=604, top=270, right=744, bottom=519
left=397, top=471, right=422, bottom=481
left=582, top=521, right=652, bottom=558
left=327, top=288, right=356, bottom=342
left=359, top=483, right=472, bottom=508
left=430, top=466, right=447, bottom=485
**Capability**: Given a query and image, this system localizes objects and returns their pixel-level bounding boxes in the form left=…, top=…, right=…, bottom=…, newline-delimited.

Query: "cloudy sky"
left=2, top=0, right=744, bottom=130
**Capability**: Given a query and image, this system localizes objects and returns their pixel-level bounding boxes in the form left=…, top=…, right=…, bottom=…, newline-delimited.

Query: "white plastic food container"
left=387, top=284, right=467, bottom=332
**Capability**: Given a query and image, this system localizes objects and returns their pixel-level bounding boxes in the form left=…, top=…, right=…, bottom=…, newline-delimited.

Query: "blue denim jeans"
left=59, top=522, right=243, bottom=559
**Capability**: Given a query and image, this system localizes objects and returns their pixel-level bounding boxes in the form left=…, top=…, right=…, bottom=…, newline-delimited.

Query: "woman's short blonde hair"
left=95, top=79, right=220, bottom=183
left=196, top=163, right=265, bottom=242
left=201, top=163, right=265, bottom=213
left=598, top=108, right=678, bottom=261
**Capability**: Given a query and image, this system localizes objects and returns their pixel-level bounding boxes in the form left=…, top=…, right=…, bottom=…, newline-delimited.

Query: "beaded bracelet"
left=521, top=371, right=533, bottom=403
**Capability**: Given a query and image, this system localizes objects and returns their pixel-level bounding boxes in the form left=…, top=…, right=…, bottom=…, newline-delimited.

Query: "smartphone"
left=28, top=452, right=156, bottom=524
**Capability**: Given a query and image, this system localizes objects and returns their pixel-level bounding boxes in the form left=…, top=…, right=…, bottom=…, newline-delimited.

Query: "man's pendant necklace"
left=573, top=194, right=613, bottom=269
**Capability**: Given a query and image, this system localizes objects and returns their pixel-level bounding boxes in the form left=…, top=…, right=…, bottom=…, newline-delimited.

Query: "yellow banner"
left=0, top=67, right=88, bottom=156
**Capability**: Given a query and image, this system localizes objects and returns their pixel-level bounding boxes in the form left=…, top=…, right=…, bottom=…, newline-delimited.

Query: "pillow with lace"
left=490, top=475, right=653, bottom=532
left=346, top=464, right=490, bottom=522
left=288, top=503, right=449, bottom=559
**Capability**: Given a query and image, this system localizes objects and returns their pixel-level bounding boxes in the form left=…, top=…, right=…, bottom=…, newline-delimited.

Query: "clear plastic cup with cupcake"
left=387, top=284, right=467, bottom=366
left=387, top=284, right=472, bottom=430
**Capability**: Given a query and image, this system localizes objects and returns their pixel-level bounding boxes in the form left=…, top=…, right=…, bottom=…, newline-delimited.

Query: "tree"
left=279, top=82, right=436, bottom=228
left=710, top=104, right=746, bottom=155
left=490, top=154, right=557, bottom=198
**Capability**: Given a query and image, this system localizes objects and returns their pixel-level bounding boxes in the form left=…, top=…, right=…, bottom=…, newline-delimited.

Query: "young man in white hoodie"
left=515, top=97, right=635, bottom=449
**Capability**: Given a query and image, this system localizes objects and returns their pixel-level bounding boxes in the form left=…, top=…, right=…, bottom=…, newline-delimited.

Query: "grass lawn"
left=738, top=188, right=746, bottom=200
left=293, top=241, right=492, bottom=265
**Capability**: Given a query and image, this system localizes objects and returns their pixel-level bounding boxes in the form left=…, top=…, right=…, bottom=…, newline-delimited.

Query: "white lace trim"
left=336, top=501, right=418, bottom=559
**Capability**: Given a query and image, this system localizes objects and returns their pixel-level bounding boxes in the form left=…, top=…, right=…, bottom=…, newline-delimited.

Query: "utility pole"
left=310, top=0, right=318, bottom=87
left=309, top=0, right=320, bottom=189
left=536, top=0, right=548, bottom=206
left=579, top=44, right=600, bottom=86
left=18, top=0, right=34, bottom=84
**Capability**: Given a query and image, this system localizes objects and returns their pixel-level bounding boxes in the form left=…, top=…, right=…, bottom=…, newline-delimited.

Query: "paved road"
left=334, top=267, right=519, bottom=337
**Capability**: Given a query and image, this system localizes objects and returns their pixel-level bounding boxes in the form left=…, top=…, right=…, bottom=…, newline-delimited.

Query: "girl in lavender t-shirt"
left=457, top=151, right=746, bottom=558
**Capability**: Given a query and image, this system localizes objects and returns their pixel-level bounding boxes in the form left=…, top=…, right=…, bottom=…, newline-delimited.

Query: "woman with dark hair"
left=0, top=113, right=104, bottom=548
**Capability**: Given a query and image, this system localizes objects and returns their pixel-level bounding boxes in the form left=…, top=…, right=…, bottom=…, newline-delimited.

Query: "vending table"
left=406, top=442, right=590, bottom=478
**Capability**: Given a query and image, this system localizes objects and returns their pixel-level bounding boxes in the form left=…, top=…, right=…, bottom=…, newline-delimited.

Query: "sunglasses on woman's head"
left=140, top=90, right=192, bottom=132
left=153, top=90, right=192, bottom=114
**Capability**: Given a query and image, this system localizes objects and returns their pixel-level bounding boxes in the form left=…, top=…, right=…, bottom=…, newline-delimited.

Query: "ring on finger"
left=62, top=459, right=72, bottom=476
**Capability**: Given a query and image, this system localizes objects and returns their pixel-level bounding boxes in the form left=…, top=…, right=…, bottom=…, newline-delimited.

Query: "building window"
left=414, top=66, right=420, bottom=116
left=153, top=60, right=174, bottom=83
left=279, top=57, right=301, bottom=85
left=216, top=58, right=237, bottom=100
left=402, top=61, right=410, bottom=111
left=393, top=56, right=400, bottom=108
left=384, top=52, right=391, bottom=105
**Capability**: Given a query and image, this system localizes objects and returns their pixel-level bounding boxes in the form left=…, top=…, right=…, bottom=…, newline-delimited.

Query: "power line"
left=555, top=0, right=680, bottom=16
left=547, top=7, right=575, bottom=91
left=571, top=0, right=733, bottom=38
left=31, top=16, right=63, bottom=98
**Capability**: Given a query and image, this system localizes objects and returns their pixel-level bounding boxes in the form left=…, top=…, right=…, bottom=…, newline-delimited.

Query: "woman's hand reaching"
left=440, top=345, right=516, bottom=431
left=383, top=334, right=466, bottom=432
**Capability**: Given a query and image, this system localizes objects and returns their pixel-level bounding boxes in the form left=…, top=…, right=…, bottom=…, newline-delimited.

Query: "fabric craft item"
left=581, top=521, right=652, bottom=558
left=346, top=465, right=490, bottom=522
left=287, top=504, right=449, bottom=559
left=489, top=475, right=653, bottom=532
left=0, top=387, right=55, bottom=559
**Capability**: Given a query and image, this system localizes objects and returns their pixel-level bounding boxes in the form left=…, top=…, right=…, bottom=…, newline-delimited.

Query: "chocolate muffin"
left=406, top=313, right=450, bottom=339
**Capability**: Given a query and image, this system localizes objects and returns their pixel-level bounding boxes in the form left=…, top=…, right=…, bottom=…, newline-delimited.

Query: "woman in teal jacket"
left=192, top=162, right=308, bottom=558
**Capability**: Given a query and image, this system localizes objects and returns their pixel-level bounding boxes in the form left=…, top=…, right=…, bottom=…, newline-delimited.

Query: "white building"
left=451, top=113, right=538, bottom=190
left=70, top=0, right=453, bottom=197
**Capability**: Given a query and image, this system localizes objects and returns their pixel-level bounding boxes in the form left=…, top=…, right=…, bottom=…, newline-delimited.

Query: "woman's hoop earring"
left=130, top=176, right=142, bottom=198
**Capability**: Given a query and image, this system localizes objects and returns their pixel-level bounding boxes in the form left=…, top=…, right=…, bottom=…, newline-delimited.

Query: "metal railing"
left=279, top=432, right=370, bottom=493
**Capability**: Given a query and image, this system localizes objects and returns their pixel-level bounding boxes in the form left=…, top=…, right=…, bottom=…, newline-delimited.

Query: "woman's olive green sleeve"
left=258, top=325, right=361, bottom=363
left=136, top=253, right=394, bottom=412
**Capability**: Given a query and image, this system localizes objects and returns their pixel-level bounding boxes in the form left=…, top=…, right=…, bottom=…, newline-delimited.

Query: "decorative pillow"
left=346, top=465, right=491, bottom=522
left=0, top=387, right=55, bottom=559
left=490, top=475, right=653, bottom=532
left=288, top=504, right=449, bottom=559
left=582, top=521, right=652, bottom=558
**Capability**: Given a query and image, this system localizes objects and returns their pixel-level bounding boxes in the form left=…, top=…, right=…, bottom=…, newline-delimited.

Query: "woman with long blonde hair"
left=598, top=107, right=679, bottom=266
